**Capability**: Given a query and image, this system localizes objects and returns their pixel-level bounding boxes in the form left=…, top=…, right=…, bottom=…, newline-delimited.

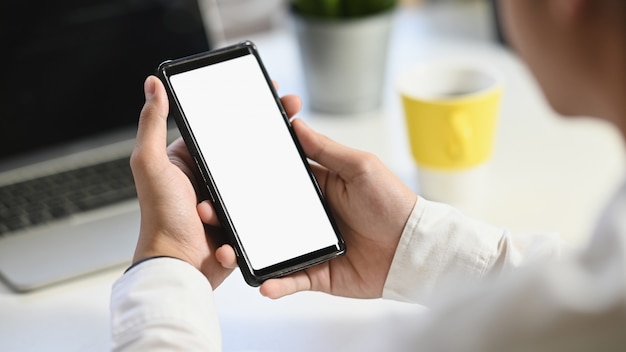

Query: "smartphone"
left=157, top=41, right=345, bottom=286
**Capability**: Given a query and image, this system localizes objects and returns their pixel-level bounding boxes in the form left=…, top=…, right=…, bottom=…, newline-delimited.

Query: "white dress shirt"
left=110, top=258, right=221, bottom=351
left=110, top=179, right=626, bottom=351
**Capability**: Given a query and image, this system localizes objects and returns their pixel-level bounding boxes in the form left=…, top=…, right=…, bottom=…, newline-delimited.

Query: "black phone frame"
left=156, top=41, right=345, bottom=286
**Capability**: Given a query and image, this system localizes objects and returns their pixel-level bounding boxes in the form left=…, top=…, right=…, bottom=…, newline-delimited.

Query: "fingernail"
left=144, top=77, right=156, bottom=99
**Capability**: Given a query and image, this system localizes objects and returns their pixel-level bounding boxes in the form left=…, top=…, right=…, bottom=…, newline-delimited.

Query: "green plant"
left=292, top=0, right=397, bottom=19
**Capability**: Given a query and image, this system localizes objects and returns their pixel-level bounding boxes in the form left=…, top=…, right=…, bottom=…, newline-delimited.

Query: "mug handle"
left=446, top=111, right=473, bottom=161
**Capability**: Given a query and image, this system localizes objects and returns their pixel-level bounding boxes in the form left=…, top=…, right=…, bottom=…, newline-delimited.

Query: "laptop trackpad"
left=0, top=203, right=139, bottom=292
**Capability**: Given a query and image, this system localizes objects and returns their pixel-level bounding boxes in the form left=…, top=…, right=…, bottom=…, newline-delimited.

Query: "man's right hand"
left=257, top=118, right=418, bottom=299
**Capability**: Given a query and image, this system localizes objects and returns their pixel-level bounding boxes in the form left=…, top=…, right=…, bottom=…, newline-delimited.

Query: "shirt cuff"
left=382, top=197, right=506, bottom=304
left=111, top=257, right=221, bottom=350
left=124, top=255, right=182, bottom=274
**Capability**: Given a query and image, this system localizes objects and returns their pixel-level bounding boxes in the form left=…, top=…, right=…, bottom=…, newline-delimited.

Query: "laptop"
left=0, top=0, right=213, bottom=292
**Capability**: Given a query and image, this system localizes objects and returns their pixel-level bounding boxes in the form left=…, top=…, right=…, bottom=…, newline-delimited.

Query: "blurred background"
left=208, top=0, right=502, bottom=45
left=2, top=1, right=625, bottom=351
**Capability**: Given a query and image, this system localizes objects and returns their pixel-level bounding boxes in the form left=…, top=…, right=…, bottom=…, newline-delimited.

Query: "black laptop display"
left=1, top=0, right=211, bottom=161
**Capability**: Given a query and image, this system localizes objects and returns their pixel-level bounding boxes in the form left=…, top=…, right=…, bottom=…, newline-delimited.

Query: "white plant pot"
left=294, top=10, right=394, bottom=114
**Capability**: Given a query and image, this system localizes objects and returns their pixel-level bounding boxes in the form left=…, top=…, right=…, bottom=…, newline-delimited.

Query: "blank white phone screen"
left=169, top=54, right=339, bottom=270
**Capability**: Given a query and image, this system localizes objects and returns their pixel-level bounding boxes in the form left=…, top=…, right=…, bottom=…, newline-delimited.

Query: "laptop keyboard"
left=0, top=157, right=137, bottom=235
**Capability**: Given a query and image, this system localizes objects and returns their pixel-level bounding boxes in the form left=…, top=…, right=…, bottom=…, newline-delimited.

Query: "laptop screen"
left=0, top=0, right=211, bottom=162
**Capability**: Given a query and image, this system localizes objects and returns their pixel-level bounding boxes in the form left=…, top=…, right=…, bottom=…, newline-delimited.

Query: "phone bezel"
left=156, top=41, right=345, bottom=286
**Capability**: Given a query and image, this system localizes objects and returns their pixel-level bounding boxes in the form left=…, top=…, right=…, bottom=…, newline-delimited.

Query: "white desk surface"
left=2, top=3, right=624, bottom=351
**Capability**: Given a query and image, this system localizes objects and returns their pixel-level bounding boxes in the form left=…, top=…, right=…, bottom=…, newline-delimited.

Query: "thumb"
left=135, top=76, right=170, bottom=156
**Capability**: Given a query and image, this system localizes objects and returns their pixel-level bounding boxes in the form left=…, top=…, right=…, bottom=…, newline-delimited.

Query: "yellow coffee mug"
left=398, top=63, right=502, bottom=171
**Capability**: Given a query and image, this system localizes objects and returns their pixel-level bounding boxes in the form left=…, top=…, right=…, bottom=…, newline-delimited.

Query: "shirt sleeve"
left=381, top=194, right=626, bottom=351
left=110, top=257, right=221, bottom=351
left=383, top=196, right=565, bottom=304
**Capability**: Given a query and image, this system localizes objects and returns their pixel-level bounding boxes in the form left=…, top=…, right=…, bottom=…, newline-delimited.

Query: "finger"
left=281, top=94, right=302, bottom=119
left=259, top=272, right=312, bottom=299
left=167, top=138, right=193, bottom=167
left=167, top=138, right=205, bottom=193
left=292, top=118, right=367, bottom=180
left=134, top=76, right=169, bottom=156
left=306, top=162, right=329, bottom=195
left=197, top=200, right=221, bottom=226
left=215, top=244, right=238, bottom=269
